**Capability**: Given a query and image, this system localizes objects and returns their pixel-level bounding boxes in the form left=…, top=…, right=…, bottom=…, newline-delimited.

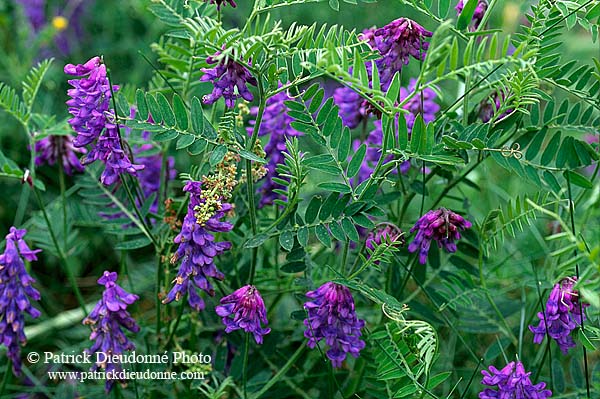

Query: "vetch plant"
left=0, top=0, right=599, bottom=397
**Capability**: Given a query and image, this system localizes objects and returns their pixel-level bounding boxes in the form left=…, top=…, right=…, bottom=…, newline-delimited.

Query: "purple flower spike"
left=303, top=282, right=366, bottom=368
left=65, top=56, right=116, bottom=148
left=0, top=227, right=41, bottom=376
left=248, top=87, right=302, bottom=207
left=17, top=0, right=45, bottom=32
left=163, top=181, right=233, bottom=311
left=366, top=224, right=405, bottom=253
left=529, top=277, right=589, bottom=354
left=333, top=85, right=369, bottom=129
left=35, top=134, right=86, bottom=175
left=201, top=51, right=257, bottom=108
left=216, top=285, right=271, bottom=344
left=82, top=122, right=145, bottom=186
left=456, top=0, right=488, bottom=31
left=83, top=271, right=139, bottom=392
left=479, top=360, right=552, bottom=399
left=408, top=208, right=472, bottom=264
left=373, top=18, right=432, bottom=85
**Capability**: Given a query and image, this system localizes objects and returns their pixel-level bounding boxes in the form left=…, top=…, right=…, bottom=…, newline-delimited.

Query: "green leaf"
left=238, top=149, right=266, bottom=163
left=410, top=115, right=425, bottom=154
left=309, top=88, right=324, bottom=114
left=352, top=213, right=375, bottom=229
left=145, top=94, right=163, bottom=124
left=338, top=127, right=351, bottom=161
left=279, top=231, right=294, bottom=251
left=191, top=97, right=204, bottom=135
left=114, top=236, right=152, bottom=250
left=305, top=196, right=322, bottom=224
left=136, top=89, right=149, bottom=121
left=156, top=93, right=175, bottom=127
left=328, top=0, right=340, bottom=11
left=347, top=144, right=366, bottom=178
left=302, top=83, right=320, bottom=101
left=315, top=224, right=332, bottom=247
left=329, top=222, right=346, bottom=241
left=565, top=170, right=592, bottom=189
left=176, top=134, right=195, bottom=150
left=244, top=233, right=270, bottom=248
left=341, top=218, right=359, bottom=241
left=154, top=130, right=179, bottom=141
left=457, top=0, right=479, bottom=30
left=281, top=261, right=306, bottom=273
left=319, top=192, right=340, bottom=221
left=318, top=182, right=351, bottom=193
left=386, top=73, right=401, bottom=102
left=210, top=145, right=228, bottom=166
left=297, top=226, right=309, bottom=247
left=540, top=132, right=561, bottom=165
left=172, top=94, right=188, bottom=131
left=525, top=127, right=546, bottom=161
left=398, top=114, right=408, bottom=150
left=22, top=59, right=53, bottom=111
left=316, top=97, right=334, bottom=125
left=543, top=171, right=561, bottom=192
left=187, top=138, right=208, bottom=155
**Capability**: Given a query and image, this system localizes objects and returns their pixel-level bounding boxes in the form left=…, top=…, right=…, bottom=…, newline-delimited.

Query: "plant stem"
left=565, top=173, right=590, bottom=398
left=58, top=158, right=68, bottom=250
left=242, top=333, right=250, bottom=399
left=0, top=361, right=11, bottom=399
left=32, top=186, right=87, bottom=314
left=246, top=79, right=266, bottom=285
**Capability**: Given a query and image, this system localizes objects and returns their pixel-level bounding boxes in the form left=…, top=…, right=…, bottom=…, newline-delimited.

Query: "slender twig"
left=565, top=173, right=590, bottom=398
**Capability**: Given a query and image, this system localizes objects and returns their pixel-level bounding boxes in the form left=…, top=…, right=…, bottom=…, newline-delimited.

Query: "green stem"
left=165, top=299, right=185, bottom=349
left=242, top=333, right=250, bottom=399
left=32, top=187, right=86, bottom=314
left=58, top=159, right=68, bottom=250
left=246, top=79, right=266, bottom=285
left=565, top=173, right=590, bottom=398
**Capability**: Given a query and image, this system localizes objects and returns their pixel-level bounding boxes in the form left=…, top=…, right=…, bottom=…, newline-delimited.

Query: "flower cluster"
left=83, top=271, right=139, bottom=392
left=366, top=224, right=405, bottom=252
left=373, top=18, right=432, bottom=86
left=408, top=208, right=472, bottom=264
left=248, top=88, right=302, bottom=206
left=304, top=282, right=366, bottom=368
left=456, top=0, right=488, bottom=31
left=34, top=134, right=86, bottom=175
left=201, top=50, right=257, bottom=108
left=0, top=227, right=41, bottom=375
left=163, top=181, right=234, bottom=311
left=65, top=56, right=143, bottom=185
left=333, top=82, right=369, bottom=128
left=479, top=361, right=552, bottom=399
left=479, top=91, right=511, bottom=123
left=529, top=277, right=589, bottom=354
left=216, top=285, right=271, bottom=344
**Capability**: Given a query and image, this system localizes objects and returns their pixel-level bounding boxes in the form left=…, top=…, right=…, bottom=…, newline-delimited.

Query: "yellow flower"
left=52, top=16, right=69, bottom=31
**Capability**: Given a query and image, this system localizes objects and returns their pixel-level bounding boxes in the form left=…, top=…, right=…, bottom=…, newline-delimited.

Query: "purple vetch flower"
left=479, top=91, right=511, bottom=123
left=201, top=50, right=257, bottom=108
left=303, top=282, right=366, bottom=368
left=408, top=208, right=472, bottom=264
left=163, top=181, right=233, bottom=311
left=82, top=121, right=144, bottom=186
left=400, top=79, right=440, bottom=132
left=479, top=361, right=552, bottom=399
left=366, top=224, right=405, bottom=253
left=65, top=56, right=115, bottom=147
left=34, top=134, right=86, bottom=175
left=373, top=18, right=432, bottom=86
left=17, top=0, right=45, bottom=32
left=205, top=0, right=237, bottom=11
left=248, top=88, right=302, bottom=207
left=333, top=85, right=370, bottom=129
left=456, top=0, right=488, bottom=31
left=0, top=227, right=41, bottom=376
left=216, top=285, right=271, bottom=344
left=83, top=271, right=139, bottom=392
left=529, top=277, right=589, bottom=354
